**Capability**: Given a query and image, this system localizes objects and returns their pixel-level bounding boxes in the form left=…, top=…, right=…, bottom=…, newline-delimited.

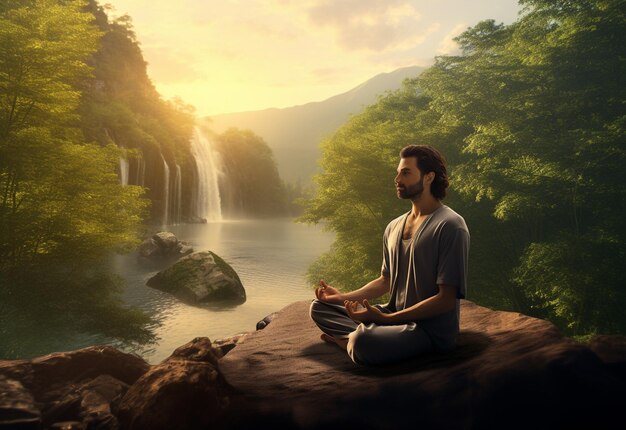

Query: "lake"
left=0, top=219, right=334, bottom=364
left=112, top=218, right=334, bottom=363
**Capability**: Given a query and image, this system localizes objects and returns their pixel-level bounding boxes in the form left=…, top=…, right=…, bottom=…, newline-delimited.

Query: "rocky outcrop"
left=0, top=346, right=149, bottom=429
left=117, top=338, right=234, bottom=430
left=138, top=232, right=193, bottom=260
left=0, top=339, right=242, bottom=430
left=219, top=300, right=626, bottom=429
left=1, top=301, right=624, bottom=430
left=0, top=375, right=39, bottom=429
left=146, top=251, right=246, bottom=304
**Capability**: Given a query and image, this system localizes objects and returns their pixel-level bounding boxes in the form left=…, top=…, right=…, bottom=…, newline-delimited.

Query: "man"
left=309, top=145, right=470, bottom=366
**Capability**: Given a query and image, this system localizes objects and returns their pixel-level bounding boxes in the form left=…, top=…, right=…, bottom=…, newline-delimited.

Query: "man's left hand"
left=344, top=299, right=388, bottom=325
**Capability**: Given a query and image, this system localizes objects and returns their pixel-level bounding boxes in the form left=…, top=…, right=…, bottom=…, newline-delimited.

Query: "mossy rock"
left=146, top=251, right=246, bottom=304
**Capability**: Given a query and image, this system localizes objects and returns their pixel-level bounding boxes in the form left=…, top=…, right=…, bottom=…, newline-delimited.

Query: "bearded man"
left=309, top=145, right=470, bottom=365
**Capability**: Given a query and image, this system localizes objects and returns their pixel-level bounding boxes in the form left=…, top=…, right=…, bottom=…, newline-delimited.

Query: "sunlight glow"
left=104, top=0, right=520, bottom=116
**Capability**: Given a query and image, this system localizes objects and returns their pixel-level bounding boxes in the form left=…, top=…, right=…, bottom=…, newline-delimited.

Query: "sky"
left=103, top=0, right=523, bottom=116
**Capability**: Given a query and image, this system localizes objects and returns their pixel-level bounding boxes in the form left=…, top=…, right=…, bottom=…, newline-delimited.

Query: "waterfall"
left=190, top=126, right=222, bottom=221
left=136, top=155, right=145, bottom=187
left=161, top=154, right=170, bottom=225
left=119, top=157, right=129, bottom=186
left=174, top=164, right=182, bottom=224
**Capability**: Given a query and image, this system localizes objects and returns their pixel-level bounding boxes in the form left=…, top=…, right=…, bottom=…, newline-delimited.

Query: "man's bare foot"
left=320, top=333, right=334, bottom=344
left=320, top=333, right=348, bottom=351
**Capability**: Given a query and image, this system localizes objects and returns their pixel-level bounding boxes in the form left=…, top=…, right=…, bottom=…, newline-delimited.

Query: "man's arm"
left=341, top=274, right=390, bottom=302
left=316, top=275, right=390, bottom=304
left=382, top=284, right=457, bottom=324
left=345, top=284, right=457, bottom=325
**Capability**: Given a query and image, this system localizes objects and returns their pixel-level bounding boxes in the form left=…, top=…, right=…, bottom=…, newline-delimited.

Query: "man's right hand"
left=315, top=280, right=344, bottom=304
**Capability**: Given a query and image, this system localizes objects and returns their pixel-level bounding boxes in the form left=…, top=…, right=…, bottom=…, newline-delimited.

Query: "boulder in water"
left=138, top=238, right=161, bottom=258
left=152, top=232, right=178, bottom=250
left=138, top=232, right=194, bottom=261
left=146, top=251, right=246, bottom=304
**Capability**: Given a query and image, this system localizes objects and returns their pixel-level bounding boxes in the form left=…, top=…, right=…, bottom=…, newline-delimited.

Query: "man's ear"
left=425, top=171, right=436, bottom=185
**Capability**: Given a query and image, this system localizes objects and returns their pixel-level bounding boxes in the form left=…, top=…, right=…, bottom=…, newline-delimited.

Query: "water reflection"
left=0, top=219, right=333, bottom=362
left=111, top=218, right=333, bottom=363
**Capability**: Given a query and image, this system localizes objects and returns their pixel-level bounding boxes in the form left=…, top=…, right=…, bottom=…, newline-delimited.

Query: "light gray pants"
left=309, top=299, right=434, bottom=366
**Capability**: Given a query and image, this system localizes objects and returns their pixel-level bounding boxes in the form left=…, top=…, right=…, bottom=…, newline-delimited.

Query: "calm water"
left=0, top=219, right=334, bottom=364
left=112, top=218, right=334, bottom=363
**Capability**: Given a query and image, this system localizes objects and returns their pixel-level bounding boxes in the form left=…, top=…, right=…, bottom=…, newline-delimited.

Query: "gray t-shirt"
left=381, top=205, right=470, bottom=351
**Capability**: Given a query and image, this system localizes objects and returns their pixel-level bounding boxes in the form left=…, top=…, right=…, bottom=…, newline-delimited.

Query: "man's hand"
left=344, top=299, right=388, bottom=325
left=315, top=280, right=344, bottom=304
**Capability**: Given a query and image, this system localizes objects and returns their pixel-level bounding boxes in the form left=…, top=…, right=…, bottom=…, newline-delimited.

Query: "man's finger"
left=345, top=301, right=358, bottom=320
left=344, top=300, right=353, bottom=312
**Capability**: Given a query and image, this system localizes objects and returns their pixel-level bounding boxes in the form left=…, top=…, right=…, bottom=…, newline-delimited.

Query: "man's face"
left=395, top=157, right=424, bottom=200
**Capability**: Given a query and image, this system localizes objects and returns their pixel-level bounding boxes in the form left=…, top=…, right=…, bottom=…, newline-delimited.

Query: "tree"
left=301, top=0, right=626, bottom=336
left=431, top=0, right=626, bottom=335
left=0, top=0, right=153, bottom=351
left=213, top=128, right=288, bottom=217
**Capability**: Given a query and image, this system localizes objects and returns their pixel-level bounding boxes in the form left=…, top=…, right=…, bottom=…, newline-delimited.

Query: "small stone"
left=256, top=313, right=278, bottom=330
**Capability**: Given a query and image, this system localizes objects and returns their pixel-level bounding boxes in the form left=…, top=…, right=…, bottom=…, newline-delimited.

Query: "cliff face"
left=1, top=300, right=624, bottom=430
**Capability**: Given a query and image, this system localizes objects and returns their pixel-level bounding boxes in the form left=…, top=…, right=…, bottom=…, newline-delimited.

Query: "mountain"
left=205, top=66, right=424, bottom=183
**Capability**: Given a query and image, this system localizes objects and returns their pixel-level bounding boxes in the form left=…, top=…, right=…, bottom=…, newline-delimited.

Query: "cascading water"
left=119, top=157, right=129, bottom=186
left=190, top=126, right=223, bottom=221
left=173, top=164, right=182, bottom=224
left=136, top=156, right=145, bottom=187
left=161, top=154, right=170, bottom=225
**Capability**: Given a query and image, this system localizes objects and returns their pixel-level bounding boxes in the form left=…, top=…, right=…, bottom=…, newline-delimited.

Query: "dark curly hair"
left=399, top=145, right=449, bottom=200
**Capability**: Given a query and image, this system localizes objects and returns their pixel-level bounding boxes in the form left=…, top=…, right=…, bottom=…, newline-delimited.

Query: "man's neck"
left=409, top=196, right=442, bottom=218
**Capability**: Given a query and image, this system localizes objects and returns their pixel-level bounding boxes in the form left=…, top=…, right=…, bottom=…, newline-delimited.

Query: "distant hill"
left=205, top=66, right=424, bottom=183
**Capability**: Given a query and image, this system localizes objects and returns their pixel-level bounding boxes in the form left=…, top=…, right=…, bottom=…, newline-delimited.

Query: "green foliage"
left=513, top=231, right=625, bottom=335
left=80, top=2, right=196, bottom=222
left=0, top=0, right=154, bottom=347
left=302, top=0, right=626, bottom=336
left=213, top=128, right=288, bottom=217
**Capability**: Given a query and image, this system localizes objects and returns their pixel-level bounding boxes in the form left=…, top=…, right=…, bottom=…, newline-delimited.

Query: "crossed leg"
left=309, top=299, right=434, bottom=366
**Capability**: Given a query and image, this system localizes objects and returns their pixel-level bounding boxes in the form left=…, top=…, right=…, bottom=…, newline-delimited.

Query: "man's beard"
left=397, top=177, right=424, bottom=199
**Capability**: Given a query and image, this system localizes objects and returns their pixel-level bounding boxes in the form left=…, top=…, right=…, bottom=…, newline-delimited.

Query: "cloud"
left=437, top=23, right=468, bottom=55
left=302, top=0, right=435, bottom=52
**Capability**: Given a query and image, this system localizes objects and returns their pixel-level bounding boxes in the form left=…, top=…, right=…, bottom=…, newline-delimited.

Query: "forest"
left=0, top=0, right=288, bottom=353
left=301, top=0, right=625, bottom=338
